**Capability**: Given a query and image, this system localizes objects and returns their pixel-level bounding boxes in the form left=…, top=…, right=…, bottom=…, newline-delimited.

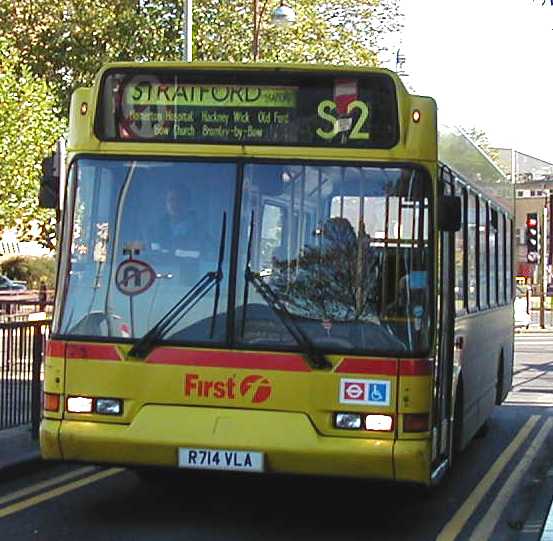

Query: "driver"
left=145, top=182, right=218, bottom=260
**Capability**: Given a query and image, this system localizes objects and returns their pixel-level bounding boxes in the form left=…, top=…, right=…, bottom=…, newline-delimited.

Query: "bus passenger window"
left=479, top=199, right=488, bottom=308
left=454, top=183, right=465, bottom=313
left=467, top=193, right=477, bottom=311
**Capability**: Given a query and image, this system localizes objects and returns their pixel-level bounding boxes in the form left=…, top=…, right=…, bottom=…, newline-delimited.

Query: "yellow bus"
left=39, top=62, right=514, bottom=486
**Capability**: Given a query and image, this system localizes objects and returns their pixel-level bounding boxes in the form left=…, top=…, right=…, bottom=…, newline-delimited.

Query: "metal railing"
left=0, top=319, right=51, bottom=435
left=0, top=291, right=54, bottom=323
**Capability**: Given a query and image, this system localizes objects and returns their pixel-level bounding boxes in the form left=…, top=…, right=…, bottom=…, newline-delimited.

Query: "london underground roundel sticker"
left=339, top=378, right=390, bottom=406
left=115, top=259, right=156, bottom=296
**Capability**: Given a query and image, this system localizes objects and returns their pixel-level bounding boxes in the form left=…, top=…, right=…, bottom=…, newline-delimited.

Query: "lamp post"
left=182, top=0, right=192, bottom=61
left=252, top=0, right=296, bottom=61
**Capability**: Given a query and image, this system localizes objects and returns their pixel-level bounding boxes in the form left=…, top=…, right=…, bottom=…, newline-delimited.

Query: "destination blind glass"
left=96, top=69, right=399, bottom=148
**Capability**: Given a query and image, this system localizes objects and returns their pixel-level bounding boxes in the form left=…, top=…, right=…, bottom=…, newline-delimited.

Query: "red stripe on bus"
left=399, top=359, right=434, bottom=376
left=66, top=343, right=122, bottom=361
left=146, top=349, right=311, bottom=372
left=46, top=340, right=65, bottom=358
left=335, top=358, right=398, bottom=375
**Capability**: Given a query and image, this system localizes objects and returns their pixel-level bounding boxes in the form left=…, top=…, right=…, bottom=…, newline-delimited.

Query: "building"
left=492, top=149, right=553, bottom=283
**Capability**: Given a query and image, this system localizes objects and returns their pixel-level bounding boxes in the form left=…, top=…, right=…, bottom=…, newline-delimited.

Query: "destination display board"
left=96, top=68, right=399, bottom=148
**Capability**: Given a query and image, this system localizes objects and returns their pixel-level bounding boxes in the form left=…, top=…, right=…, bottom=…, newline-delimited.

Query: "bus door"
left=433, top=171, right=456, bottom=473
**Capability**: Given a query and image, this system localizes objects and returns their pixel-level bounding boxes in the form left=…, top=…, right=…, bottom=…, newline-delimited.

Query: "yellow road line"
left=0, top=466, right=97, bottom=507
left=469, top=417, right=553, bottom=540
left=0, top=468, right=123, bottom=519
left=436, top=415, right=540, bottom=541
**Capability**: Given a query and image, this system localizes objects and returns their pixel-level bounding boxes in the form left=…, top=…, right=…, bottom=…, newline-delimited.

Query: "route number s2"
left=316, top=100, right=370, bottom=141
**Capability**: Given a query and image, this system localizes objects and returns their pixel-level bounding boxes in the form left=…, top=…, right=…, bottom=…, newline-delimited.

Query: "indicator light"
left=412, top=110, right=421, bottom=123
left=43, top=393, right=60, bottom=412
left=80, top=102, right=88, bottom=115
left=403, top=413, right=430, bottom=432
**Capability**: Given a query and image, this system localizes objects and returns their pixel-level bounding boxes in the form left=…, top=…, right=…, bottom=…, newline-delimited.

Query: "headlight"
left=335, top=413, right=362, bottom=429
left=95, top=398, right=123, bottom=415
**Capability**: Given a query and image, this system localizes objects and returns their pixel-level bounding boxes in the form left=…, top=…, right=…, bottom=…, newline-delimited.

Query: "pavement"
left=0, top=425, right=43, bottom=481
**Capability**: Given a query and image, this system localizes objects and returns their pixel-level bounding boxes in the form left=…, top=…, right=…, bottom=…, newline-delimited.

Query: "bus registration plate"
left=178, top=448, right=264, bottom=472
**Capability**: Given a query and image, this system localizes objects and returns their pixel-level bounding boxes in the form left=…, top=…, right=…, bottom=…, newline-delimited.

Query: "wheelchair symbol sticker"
left=340, top=379, right=390, bottom=406
left=115, top=259, right=156, bottom=296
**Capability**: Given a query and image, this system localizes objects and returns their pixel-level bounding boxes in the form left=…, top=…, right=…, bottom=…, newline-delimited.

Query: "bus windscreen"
left=96, top=68, right=399, bottom=148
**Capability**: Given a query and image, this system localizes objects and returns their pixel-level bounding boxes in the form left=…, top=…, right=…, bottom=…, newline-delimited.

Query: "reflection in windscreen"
left=59, top=158, right=236, bottom=342
left=236, top=164, right=432, bottom=354
left=57, top=158, right=433, bottom=356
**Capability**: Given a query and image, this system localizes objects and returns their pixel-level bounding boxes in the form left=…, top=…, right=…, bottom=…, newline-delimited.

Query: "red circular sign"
left=344, top=382, right=364, bottom=401
left=115, top=259, right=156, bottom=296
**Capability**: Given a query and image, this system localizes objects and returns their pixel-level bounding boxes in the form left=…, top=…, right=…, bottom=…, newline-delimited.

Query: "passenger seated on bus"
left=384, top=271, right=426, bottom=319
left=321, top=217, right=357, bottom=252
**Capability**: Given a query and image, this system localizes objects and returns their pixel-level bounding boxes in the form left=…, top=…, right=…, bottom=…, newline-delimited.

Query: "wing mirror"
left=38, top=155, right=60, bottom=209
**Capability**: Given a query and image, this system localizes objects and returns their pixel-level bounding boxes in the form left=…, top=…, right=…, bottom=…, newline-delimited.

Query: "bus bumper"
left=41, top=407, right=431, bottom=484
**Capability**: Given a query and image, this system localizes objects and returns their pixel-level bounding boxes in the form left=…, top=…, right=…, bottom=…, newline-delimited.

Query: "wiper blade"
left=129, top=212, right=227, bottom=359
left=209, top=213, right=227, bottom=338
left=240, top=211, right=329, bottom=369
left=246, top=270, right=331, bottom=369
left=245, top=269, right=331, bottom=371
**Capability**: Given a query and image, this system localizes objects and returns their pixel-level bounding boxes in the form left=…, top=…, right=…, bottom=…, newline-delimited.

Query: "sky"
left=381, top=0, right=553, bottom=164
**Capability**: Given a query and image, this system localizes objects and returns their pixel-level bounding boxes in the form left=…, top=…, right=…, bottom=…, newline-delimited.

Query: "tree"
left=0, top=0, right=402, bottom=113
left=0, top=0, right=401, bottom=247
left=0, top=36, right=65, bottom=248
left=194, top=0, right=393, bottom=65
left=269, top=218, right=381, bottom=321
left=463, top=127, right=499, bottom=160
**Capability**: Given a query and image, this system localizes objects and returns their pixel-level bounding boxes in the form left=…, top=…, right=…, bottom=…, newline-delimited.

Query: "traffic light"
left=526, top=212, right=539, bottom=263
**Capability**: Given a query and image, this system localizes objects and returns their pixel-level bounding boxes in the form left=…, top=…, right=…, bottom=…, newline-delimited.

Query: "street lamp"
left=181, top=1, right=295, bottom=62
left=271, top=2, right=297, bottom=27
left=253, top=0, right=296, bottom=61
left=182, top=0, right=192, bottom=61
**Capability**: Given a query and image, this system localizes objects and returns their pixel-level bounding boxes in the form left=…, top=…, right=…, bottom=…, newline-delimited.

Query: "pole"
left=182, top=0, right=192, bottom=62
left=540, top=205, right=547, bottom=328
left=252, top=0, right=270, bottom=60
left=31, top=326, right=43, bottom=439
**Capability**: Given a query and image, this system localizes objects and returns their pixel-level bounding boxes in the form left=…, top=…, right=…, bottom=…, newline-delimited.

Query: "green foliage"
left=0, top=255, right=57, bottom=289
left=463, top=127, right=500, bottom=164
left=0, top=0, right=401, bottom=113
left=194, top=0, right=382, bottom=65
left=0, top=35, right=65, bottom=241
left=0, top=0, right=401, bottom=247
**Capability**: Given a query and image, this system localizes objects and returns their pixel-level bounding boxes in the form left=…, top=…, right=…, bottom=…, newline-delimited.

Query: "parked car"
left=0, top=275, right=27, bottom=291
left=514, top=286, right=531, bottom=329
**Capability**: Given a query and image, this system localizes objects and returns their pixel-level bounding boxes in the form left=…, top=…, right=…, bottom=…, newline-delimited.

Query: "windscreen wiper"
left=240, top=211, right=331, bottom=370
left=129, top=212, right=227, bottom=359
left=245, top=269, right=331, bottom=369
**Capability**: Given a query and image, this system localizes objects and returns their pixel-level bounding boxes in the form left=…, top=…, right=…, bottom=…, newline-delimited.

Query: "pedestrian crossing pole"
left=540, top=205, right=548, bottom=328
